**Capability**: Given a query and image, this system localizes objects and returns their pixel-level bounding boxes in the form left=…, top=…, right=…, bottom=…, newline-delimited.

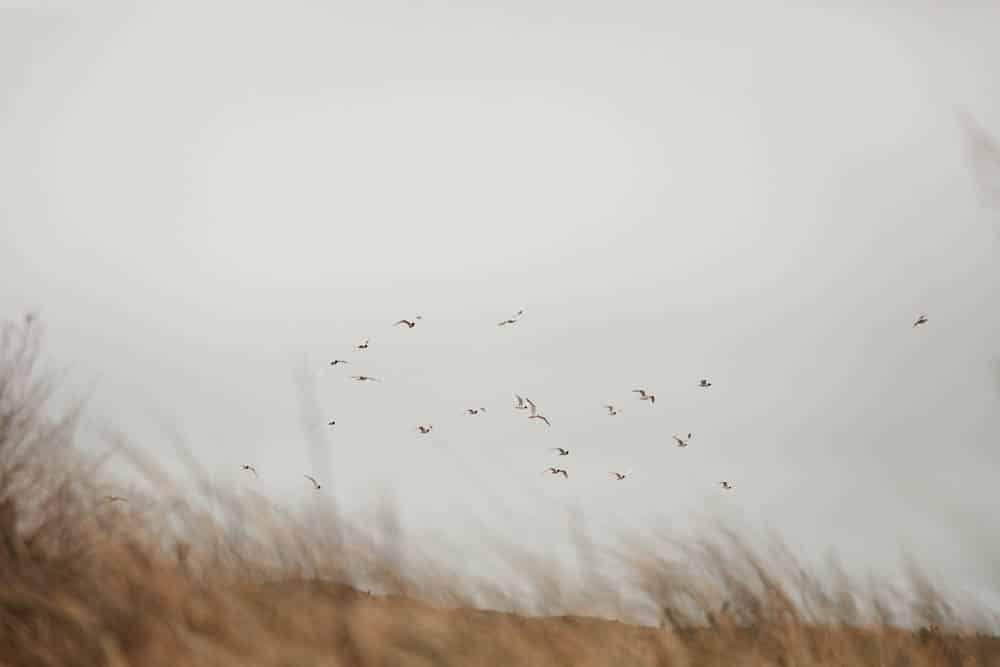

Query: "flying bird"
left=544, top=467, right=569, bottom=479
left=604, top=404, right=622, bottom=416
left=719, top=481, right=733, bottom=490
left=551, top=447, right=570, bottom=456
left=394, top=316, right=422, bottom=328
left=417, top=425, right=433, bottom=434
left=913, top=315, right=928, bottom=328
left=304, top=474, right=322, bottom=490
left=526, top=398, right=551, bottom=426
left=514, top=394, right=529, bottom=411
left=241, top=464, right=258, bottom=477
left=330, top=359, right=349, bottom=366
left=611, top=470, right=632, bottom=481
left=102, top=495, right=127, bottom=503
left=632, top=389, right=655, bottom=404
left=464, top=408, right=487, bottom=415
left=354, top=338, right=370, bottom=351
left=327, top=420, right=336, bottom=426
left=698, top=379, right=713, bottom=388
left=497, top=309, right=525, bottom=327
left=351, top=375, right=380, bottom=382
left=673, top=433, right=693, bottom=448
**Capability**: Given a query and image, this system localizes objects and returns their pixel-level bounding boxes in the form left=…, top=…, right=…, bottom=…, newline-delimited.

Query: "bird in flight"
left=550, top=447, right=570, bottom=456
left=698, top=379, right=713, bottom=388
left=330, top=359, right=349, bottom=366
left=913, top=315, right=929, bottom=328
left=514, top=394, right=529, bottom=411
left=611, top=470, right=632, bottom=481
left=604, top=404, right=622, bottom=416
left=417, top=424, right=433, bottom=434
left=719, top=481, right=733, bottom=490
left=304, top=474, right=322, bottom=490
left=327, top=420, right=336, bottom=426
left=673, top=433, right=693, bottom=448
left=102, top=495, right=127, bottom=503
left=351, top=375, right=380, bottom=382
left=527, top=399, right=551, bottom=426
left=241, top=464, right=258, bottom=477
left=632, top=389, right=655, bottom=404
left=497, top=309, right=525, bottom=327
left=355, top=338, right=370, bottom=351
left=544, top=467, right=569, bottom=479
left=394, top=316, right=422, bottom=328
left=464, top=407, right=487, bottom=415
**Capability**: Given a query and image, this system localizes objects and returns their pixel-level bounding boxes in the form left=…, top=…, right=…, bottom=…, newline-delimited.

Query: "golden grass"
left=1, top=314, right=998, bottom=666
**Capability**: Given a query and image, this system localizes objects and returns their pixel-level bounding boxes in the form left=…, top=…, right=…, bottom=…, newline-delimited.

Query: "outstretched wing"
left=304, top=474, right=318, bottom=487
left=526, top=398, right=537, bottom=416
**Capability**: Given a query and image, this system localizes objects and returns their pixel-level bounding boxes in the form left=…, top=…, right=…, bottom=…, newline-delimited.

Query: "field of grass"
left=2, top=314, right=998, bottom=666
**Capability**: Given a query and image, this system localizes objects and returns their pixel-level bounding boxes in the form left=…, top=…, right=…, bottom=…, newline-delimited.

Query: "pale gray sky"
left=2, top=1, right=998, bottom=600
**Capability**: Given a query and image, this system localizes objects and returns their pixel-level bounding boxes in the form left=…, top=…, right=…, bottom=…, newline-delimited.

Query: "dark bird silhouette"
left=394, top=316, right=422, bottom=328
left=354, top=337, right=370, bottom=351
left=913, top=315, right=928, bottom=328
left=698, top=379, right=712, bottom=388
left=305, top=474, right=322, bottom=490
left=612, top=470, right=632, bottom=481
left=719, top=481, right=733, bottom=490
left=241, top=464, right=258, bottom=477
left=673, top=433, right=693, bottom=448
left=632, top=389, right=655, bottom=404
left=604, top=404, right=622, bottom=415
left=551, top=447, right=570, bottom=456
left=465, top=407, right=487, bottom=415
left=417, top=425, right=433, bottom=434
left=544, top=467, right=569, bottom=479
left=327, top=420, right=336, bottom=426
left=330, top=359, right=349, bottom=366
left=497, top=309, right=524, bottom=327
left=351, top=375, right=380, bottom=382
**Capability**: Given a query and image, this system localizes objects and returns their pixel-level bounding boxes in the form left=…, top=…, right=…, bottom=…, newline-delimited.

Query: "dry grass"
left=1, top=314, right=998, bottom=666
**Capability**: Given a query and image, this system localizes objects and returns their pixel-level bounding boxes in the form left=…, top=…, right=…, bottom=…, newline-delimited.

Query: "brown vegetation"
left=1, top=314, right=998, bottom=666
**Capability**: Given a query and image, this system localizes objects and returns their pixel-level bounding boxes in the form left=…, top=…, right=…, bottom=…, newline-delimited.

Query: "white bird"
left=351, top=375, right=380, bottom=382
left=354, top=337, right=370, bottom=351
left=395, top=316, right=422, bottom=328
left=551, top=447, right=570, bottom=456
left=913, top=315, right=928, bottom=328
left=698, top=379, right=712, bottom=388
left=611, top=470, right=632, bottom=481
left=417, top=425, right=433, bottom=434
left=673, top=433, right=693, bottom=448
left=514, top=394, right=529, bottom=411
left=241, top=464, right=258, bottom=477
left=526, top=399, right=551, bottom=426
left=497, top=309, right=524, bottom=327
left=604, top=404, right=622, bottom=416
left=632, top=389, right=655, bottom=404
left=719, top=481, right=733, bottom=490
left=543, top=467, right=569, bottom=479
left=464, top=407, right=487, bottom=415
left=305, top=474, right=322, bottom=490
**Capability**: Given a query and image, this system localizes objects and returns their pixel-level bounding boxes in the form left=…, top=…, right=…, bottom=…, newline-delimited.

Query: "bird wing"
left=394, top=320, right=407, bottom=326
left=559, top=470, right=568, bottom=478
left=526, top=398, right=537, bottom=416
left=514, top=394, right=525, bottom=407
left=540, top=416, right=551, bottom=426
left=304, top=475, right=318, bottom=487
left=632, top=389, right=646, bottom=397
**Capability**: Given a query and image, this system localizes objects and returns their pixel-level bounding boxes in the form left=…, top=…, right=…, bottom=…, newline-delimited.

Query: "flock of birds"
left=98, top=311, right=930, bottom=504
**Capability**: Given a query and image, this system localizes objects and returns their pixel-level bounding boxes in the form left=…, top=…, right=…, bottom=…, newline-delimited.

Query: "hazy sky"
left=2, top=1, right=999, bottom=600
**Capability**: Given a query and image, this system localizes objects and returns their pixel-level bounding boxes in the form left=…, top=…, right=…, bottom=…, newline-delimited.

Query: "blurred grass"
left=2, top=313, right=999, bottom=666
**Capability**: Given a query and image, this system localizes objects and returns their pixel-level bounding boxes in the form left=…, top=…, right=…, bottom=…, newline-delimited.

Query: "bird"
left=497, top=309, right=524, bottom=327
left=604, top=404, right=622, bottom=416
left=514, top=394, right=529, bottom=411
left=719, top=481, right=733, bottom=490
left=329, top=359, right=349, bottom=366
left=394, top=316, right=422, bottom=328
left=102, top=495, right=127, bottom=503
left=464, top=408, right=487, bottom=415
left=611, top=470, right=632, bottom=481
left=551, top=447, right=570, bottom=456
left=526, top=399, right=551, bottom=426
left=544, top=467, right=569, bottom=479
left=351, top=375, right=380, bottom=382
left=417, top=425, right=433, bottom=434
left=632, top=389, right=655, bottom=404
left=327, top=420, right=336, bottom=426
left=354, top=337, right=370, bottom=351
left=304, top=474, right=322, bottom=490
left=673, top=433, right=693, bottom=448
left=241, top=464, right=258, bottom=477
left=698, top=379, right=712, bottom=388
left=913, top=315, right=928, bottom=328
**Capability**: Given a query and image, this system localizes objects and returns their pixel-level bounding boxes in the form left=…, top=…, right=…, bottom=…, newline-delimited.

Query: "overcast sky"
left=2, top=1, right=998, bottom=602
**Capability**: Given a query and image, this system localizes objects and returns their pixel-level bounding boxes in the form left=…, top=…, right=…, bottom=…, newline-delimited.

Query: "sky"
left=1, top=1, right=999, bottom=605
